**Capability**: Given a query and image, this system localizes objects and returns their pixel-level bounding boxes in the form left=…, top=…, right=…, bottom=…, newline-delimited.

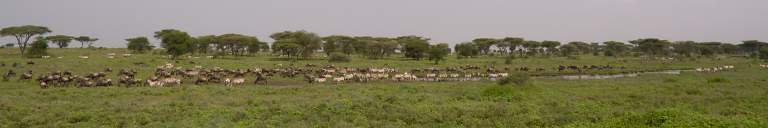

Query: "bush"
left=498, top=72, right=530, bottom=86
left=663, top=78, right=677, bottom=83
left=482, top=86, right=515, bottom=98
left=25, top=37, right=49, bottom=58
left=707, top=77, right=729, bottom=83
left=328, top=52, right=351, bottom=62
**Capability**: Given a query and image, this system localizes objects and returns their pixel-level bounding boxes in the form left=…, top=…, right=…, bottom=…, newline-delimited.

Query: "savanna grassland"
left=1, top=48, right=768, bottom=127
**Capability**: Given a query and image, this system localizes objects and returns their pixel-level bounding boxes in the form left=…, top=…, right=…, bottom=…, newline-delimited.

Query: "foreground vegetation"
left=1, top=48, right=767, bottom=127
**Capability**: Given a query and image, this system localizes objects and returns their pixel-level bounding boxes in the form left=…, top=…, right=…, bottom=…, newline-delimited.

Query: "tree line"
left=0, top=25, right=98, bottom=57
left=453, top=37, right=768, bottom=59
left=3, top=25, right=768, bottom=62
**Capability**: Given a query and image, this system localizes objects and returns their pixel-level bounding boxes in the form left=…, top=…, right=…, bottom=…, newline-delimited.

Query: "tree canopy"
left=74, top=36, right=98, bottom=48
left=46, top=35, right=74, bottom=48
left=270, top=30, right=322, bottom=59
left=427, top=43, right=451, bottom=64
left=154, top=29, right=194, bottom=59
left=399, top=36, right=431, bottom=60
left=126, top=37, right=153, bottom=53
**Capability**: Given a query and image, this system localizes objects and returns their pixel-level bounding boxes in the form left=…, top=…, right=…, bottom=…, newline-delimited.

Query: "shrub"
left=663, top=78, right=677, bottom=83
left=328, top=52, right=350, bottom=62
left=25, top=37, right=49, bottom=58
left=707, top=77, right=729, bottom=83
left=482, top=86, right=515, bottom=98
left=504, top=56, right=514, bottom=64
left=498, top=72, right=530, bottom=86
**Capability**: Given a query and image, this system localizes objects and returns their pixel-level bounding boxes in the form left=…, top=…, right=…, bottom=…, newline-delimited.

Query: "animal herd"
left=37, top=53, right=133, bottom=59
left=0, top=59, right=756, bottom=88
left=694, top=65, right=736, bottom=72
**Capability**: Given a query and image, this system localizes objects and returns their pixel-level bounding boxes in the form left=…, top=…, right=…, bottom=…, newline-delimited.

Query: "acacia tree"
left=455, top=42, right=480, bottom=58
left=540, top=40, right=561, bottom=56
left=74, top=36, right=98, bottom=48
left=271, top=30, right=322, bottom=59
left=559, top=44, right=578, bottom=57
left=472, top=38, right=497, bottom=55
left=696, top=42, right=723, bottom=57
left=322, top=35, right=353, bottom=55
left=364, top=39, right=398, bottom=59
left=427, top=43, right=451, bottom=64
left=603, top=41, right=631, bottom=57
left=398, top=36, right=430, bottom=60
left=46, top=35, right=74, bottom=48
left=521, top=40, right=541, bottom=56
left=126, top=37, right=153, bottom=53
left=501, top=37, right=524, bottom=56
left=0, top=25, right=52, bottom=56
left=739, top=40, right=766, bottom=58
left=672, top=41, right=697, bottom=57
left=760, top=46, right=768, bottom=60
left=154, top=29, right=194, bottom=59
left=630, top=38, right=672, bottom=57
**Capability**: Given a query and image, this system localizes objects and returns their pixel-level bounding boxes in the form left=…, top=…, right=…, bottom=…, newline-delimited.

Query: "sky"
left=1, top=0, right=766, bottom=47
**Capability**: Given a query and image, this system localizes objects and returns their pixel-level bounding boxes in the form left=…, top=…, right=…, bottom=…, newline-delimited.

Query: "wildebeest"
left=19, top=70, right=33, bottom=81
left=2, top=70, right=15, bottom=81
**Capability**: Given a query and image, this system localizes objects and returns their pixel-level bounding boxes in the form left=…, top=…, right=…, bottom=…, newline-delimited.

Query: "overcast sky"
left=1, top=0, right=766, bottom=47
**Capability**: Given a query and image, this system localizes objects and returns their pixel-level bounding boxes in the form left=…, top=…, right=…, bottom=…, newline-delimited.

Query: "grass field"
left=1, top=48, right=768, bottom=127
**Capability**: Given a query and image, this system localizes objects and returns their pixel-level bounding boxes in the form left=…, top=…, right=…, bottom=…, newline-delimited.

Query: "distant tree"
left=472, top=38, right=497, bottom=55
left=540, top=40, right=561, bottom=56
left=629, top=38, right=672, bottom=57
left=603, top=41, right=630, bottom=57
left=672, top=41, right=697, bottom=57
left=565, top=41, right=590, bottom=55
left=739, top=40, right=767, bottom=57
left=74, top=36, right=98, bottom=48
left=328, top=52, right=351, bottom=62
left=559, top=44, right=578, bottom=57
left=720, top=43, right=739, bottom=54
left=697, top=42, right=723, bottom=57
left=427, top=43, right=450, bottom=64
left=760, top=46, right=768, bottom=60
left=521, top=40, right=541, bottom=56
left=194, top=35, right=216, bottom=54
left=454, top=42, right=480, bottom=58
left=154, top=29, right=194, bottom=59
left=270, top=30, right=322, bottom=59
left=46, top=35, right=74, bottom=48
left=217, top=34, right=262, bottom=56
left=398, top=36, right=431, bottom=60
left=589, top=43, right=602, bottom=56
left=0, top=25, right=52, bottom=56
left=26, top=36, right=49, bottom=58
left=364, top=40, right=398, bottom=59
left=501, top=37, right=524, bottom=56
left=322, top=35, right=356, bottom=55
left=4, top=43, right=14, bottom=48
left=126, top=37, right=152, bottom=53
left=247, top=39, right=267, bottom=55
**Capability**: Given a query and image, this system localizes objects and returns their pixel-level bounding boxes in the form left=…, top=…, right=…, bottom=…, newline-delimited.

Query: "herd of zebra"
left=2, top=61, right=632, bottom=88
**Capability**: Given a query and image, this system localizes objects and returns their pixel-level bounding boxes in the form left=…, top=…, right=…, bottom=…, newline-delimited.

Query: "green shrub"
left=328, top=52, right=350, bottom=63
left=498, top=72, right=530, bottom=86
left=482, top=86, right=514, bottom=98
left=707, top=77, right=729, bottom=83
left=25, top=37, right=49, bottom=58
left=663, top=78, right=677, bottom=83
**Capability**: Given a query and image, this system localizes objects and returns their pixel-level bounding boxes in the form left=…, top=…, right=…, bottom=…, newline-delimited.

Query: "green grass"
left=1, top=48, right=767, bottom=127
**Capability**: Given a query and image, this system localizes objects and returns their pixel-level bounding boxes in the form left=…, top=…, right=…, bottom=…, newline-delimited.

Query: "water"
left=550, top=70, right=686, bottom=80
